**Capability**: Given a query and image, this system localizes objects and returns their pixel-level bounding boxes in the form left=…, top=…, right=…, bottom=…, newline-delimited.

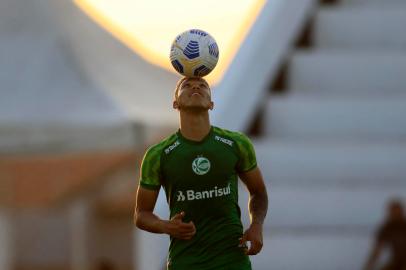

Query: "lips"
left=191, top=92, right=202, bottom=97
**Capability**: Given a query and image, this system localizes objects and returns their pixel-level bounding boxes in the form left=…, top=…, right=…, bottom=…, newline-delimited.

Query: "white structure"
left=216, top=0, right=406, bottom=269
left=211, top=0, right=316, bottom=132
left=0, top=0, right=137, bottom=154
left=252, top=0, right=406, bottom=269
left=51, top=1, right=179, bottom=127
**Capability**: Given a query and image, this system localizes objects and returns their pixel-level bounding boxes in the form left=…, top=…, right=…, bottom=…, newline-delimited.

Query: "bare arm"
left=134, top=186, right=165, bottom=233
left=238, top=167, right=268, bottom=255
left=363, top=241, right=384, bottom=270
left=134, top=186, right=196, bottom=240
left=239, top=167, right=268, bottom=225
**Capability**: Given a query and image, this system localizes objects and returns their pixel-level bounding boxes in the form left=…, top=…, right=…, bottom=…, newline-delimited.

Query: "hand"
left=164, top=211, right=196, bottom=240
left=239, top=223, right=263, bottom=255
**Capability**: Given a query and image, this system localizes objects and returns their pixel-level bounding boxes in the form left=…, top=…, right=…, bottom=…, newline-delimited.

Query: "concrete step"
left=239, top=186, right=406, bottom=228
left=251, top=140, right=406, bottom=187
left=264, top=97, right=406, bottom=140
left=314, top=8, right=406, bottom=49
left=288, top=51, right=406, bottom=93
left=251, top=233, right=371, bottom=270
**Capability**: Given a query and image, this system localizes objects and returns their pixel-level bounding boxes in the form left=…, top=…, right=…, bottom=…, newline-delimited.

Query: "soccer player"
left=135, top=77, right=268, bottom=270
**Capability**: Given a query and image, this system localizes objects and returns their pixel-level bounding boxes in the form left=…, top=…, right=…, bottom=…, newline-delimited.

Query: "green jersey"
left=140, top=126, right=257, bottom=270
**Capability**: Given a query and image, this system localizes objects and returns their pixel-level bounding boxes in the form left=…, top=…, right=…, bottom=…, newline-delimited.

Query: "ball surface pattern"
left=170, top=29, right=219, bottom=77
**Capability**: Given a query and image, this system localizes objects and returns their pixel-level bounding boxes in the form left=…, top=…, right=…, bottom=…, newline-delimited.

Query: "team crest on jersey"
left=192, top=156, right=210, bottom=175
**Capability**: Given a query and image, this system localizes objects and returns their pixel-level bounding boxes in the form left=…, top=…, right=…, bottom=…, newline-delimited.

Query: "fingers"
left=178, top=223, right=195, bottom=234
left=238, top=233, right=249, bottom=256
left=172, top=211, right=185, bottom=220
left=246, top=239, right=263, bottom=255
left=182, top=222, right=196, bottom=235
left=177, top=220, right=194, bottom=229
left=169, top=213, right=196, bottom=240
left=187, top=221, right=196, bottom=231
left=239, top=232, right=248, bottom=246
left=179, top=230, right=196, bottom=240
left=239, top=229, right=263, bottom=255
left=174, top=226, right=196, bottom=240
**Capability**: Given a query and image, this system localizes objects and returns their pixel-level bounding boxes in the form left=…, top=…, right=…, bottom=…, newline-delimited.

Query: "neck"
left=179, top=110, right=211, bottom=141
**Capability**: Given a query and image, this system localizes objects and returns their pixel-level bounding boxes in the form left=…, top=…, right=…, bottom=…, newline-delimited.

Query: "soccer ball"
left=170, top=29, right=219, bottom=77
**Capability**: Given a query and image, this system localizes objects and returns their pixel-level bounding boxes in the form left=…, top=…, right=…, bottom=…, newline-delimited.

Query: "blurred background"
left=1, top=0, right=406, bottom=269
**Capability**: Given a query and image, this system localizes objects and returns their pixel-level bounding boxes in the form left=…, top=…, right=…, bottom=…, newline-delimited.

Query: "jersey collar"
left=176, top=126, right=214, bottom=145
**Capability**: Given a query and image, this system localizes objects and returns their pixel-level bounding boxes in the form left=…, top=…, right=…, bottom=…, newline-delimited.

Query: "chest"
left=161, top=141, right=239, bottom=189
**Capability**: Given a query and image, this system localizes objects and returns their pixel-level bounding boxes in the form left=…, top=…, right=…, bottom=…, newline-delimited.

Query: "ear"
left=173, top=100, right=179, bottom=110
left=209, top=101, right=214, bottom=110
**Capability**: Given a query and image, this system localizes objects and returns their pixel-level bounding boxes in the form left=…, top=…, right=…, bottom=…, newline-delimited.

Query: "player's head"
left=386, top=199, right=404, bottom=222
left=173, top=77, right=214, bottom=112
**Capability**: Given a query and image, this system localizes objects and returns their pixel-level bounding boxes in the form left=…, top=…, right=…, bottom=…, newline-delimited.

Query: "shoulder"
left=213, top=126, right=251, bottom=143
left=212, top=126, right=254, bottom=149
left=140, top=133, right=178, bottom=190
left=143, top=132, right=179, bottom=160
left=213, top=126, right=257, bottom=172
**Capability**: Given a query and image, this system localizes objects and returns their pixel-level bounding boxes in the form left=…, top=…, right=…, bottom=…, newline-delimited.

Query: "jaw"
left=179, top=102, right=211, bottom=113
left=179, top=96, right=211, bottom=108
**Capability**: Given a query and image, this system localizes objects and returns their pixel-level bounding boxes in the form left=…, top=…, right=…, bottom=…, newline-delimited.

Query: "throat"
left=178, top=110, right=212, bottom=141
left=180, top=128, right=211, bottom=142
left=179, top=124, right=212, bottom=142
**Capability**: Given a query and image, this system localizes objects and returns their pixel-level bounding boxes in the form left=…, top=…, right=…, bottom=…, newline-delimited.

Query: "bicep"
left=136, top=186, right=160, bottom=213
left=239, top=167, right=267, bottom=194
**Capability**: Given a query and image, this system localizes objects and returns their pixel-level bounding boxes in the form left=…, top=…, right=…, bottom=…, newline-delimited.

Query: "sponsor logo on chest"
left=176, top=184, right=231, bottom=202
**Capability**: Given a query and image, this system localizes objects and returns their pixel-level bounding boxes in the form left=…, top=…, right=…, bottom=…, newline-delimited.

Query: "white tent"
left=0, top=0, right=179, bottom=154
left=51, top=0, right=180, bottom=127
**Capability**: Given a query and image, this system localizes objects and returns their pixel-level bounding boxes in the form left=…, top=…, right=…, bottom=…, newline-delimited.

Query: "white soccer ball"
left=170, top=29, right=219, bottom=77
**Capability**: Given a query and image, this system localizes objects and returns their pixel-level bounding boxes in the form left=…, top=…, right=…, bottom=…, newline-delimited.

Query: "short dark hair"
left=174, top=77, right=189, bottom=100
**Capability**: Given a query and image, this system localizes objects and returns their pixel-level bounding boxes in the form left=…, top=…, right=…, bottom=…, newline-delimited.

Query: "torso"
left=140, top=126, right=257, bottom=269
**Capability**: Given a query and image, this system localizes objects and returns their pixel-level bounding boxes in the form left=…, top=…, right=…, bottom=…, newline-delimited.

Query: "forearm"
left=248, top=190, right=268, bottom=225
left=135, top=211, right=168, bottom=234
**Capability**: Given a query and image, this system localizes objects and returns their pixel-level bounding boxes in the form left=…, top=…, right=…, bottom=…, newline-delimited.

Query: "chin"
left=182, top=104, right=210, bottom=112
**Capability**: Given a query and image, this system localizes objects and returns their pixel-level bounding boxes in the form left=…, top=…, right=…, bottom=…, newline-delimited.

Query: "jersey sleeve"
left=234, top=132, right=258, bottom=173
left=139, top=145, right=162, bottom=190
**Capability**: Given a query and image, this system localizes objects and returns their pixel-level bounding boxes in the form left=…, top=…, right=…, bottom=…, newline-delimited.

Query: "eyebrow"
left=182, top=80, right=208, bottom=87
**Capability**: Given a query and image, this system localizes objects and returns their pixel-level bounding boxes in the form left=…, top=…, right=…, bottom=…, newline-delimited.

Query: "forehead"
left=180, top=78, right=209, bottom=88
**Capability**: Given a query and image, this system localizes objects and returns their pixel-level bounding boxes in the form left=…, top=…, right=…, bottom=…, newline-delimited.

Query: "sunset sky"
left=74, top=0, right=265, bottom=84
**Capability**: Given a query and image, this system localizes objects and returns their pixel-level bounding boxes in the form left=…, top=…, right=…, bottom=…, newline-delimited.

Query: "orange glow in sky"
left=74, top=0, right=265, bottom=84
